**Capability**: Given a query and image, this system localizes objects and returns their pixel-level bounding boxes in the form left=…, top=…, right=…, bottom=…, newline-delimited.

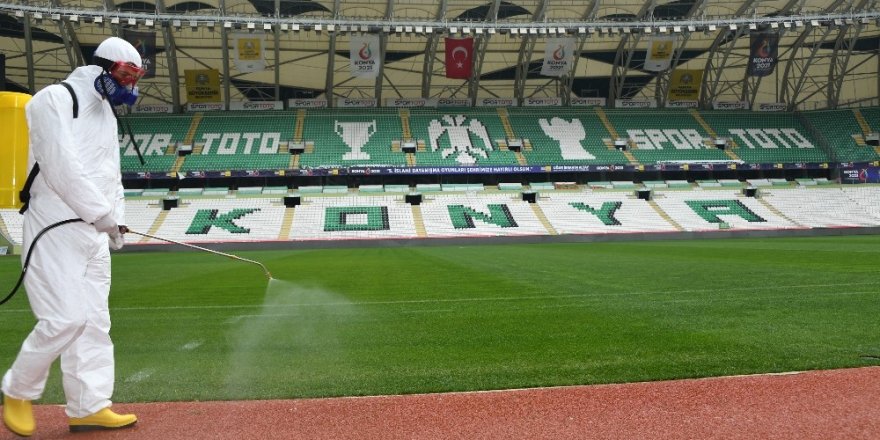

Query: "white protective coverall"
left=1, top=38, right=137, bottom=418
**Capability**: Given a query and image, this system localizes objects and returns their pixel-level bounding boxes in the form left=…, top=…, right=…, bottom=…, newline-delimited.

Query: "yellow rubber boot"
left=2, top=394, right=35, bottom=437
left=69, top=407, right=137, bottom=432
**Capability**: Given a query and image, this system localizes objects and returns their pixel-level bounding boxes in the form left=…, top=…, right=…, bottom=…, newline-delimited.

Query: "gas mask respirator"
left=94, top=61, right=145, bottom=106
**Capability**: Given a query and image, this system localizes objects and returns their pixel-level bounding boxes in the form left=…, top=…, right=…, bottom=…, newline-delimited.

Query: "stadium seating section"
left=118, top=107, right=880, bottom=173
left=3, top=185, right=879, bottom=248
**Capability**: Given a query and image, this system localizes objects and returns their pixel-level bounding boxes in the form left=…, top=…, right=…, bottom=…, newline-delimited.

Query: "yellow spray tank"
left=0, top=92, right=32, bottom=210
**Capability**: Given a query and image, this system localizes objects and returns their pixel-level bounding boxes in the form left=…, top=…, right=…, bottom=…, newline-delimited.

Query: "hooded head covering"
left=93, top=37, right=142, bottom=68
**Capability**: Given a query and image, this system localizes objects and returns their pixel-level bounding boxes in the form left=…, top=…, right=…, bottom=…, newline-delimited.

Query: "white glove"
left=109, top=233, right=124, bottom=250
left=93, top=214, right=118, bottom=235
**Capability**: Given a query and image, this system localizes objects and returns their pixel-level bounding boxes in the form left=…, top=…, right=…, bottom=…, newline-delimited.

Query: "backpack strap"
left=18, top=163, right=40, bottom=214
left=19, top=82, right=78, bottom=214
left=60, top=81, right=78, bottom=118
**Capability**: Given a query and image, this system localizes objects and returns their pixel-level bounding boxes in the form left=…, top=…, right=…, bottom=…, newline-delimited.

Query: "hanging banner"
left=185, top=69, right=221, bottom=103
left=350, top=34, right=381, bottom=79
left=445, top=37, right=474, bottom=79
left=540, top=37, right=575, bottom=77
left=667, top=69, right=703, bottom=101
left=644, top=36, right=675, bottom=72
left=233, top=34, right=266, bottom=73
left=747, top=32, right=779, bottom=77
left=122, top=29, right=156, bottom=78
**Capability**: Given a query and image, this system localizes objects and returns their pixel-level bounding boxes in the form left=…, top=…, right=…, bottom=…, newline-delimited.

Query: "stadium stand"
left=699, top=110, right=830, bottom=163
left=180, top=112, right=295, bottom=172
left=420, top=194, right=547, bottom=237
left=2, top=186, right=879, bottom=248
left=505, top=107, right=630, bottom=165
left=299, top=108, right=406, bottom=168
left=602, top=109, right=729, bottom=164
left=651, top=190, right=797, bottom=231
left=122, top=114, right=194, bottom=173
left=288, top=196, right=417, bottom=240
left=538, top=193, right=675, bottom=235
left=407, top=108, right=519, bottom=166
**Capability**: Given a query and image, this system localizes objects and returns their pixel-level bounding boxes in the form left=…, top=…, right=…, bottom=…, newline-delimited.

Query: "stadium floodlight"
left=395, top=25, right=402, bottom=33
left=190, top=20, right=198, bottom=30
left=659, top=26, right=667, bottom=33
left=127, top=17, right=136, bottom=26
left=860, top=17, right=870, bottom=25
left=14, top=10, right=23, bottom=18
left=360, top=25, right=368, bottom=32
left=783, top=21, right=791, bottom=28
left=292, top=23, right=300, bottom=31
left=845, top=18, right=854, bottom=25
left=449, top=26, right=457, bottom=34
left=69, top=15, right=79, bottom=23
left=264, top=23, right=272, bottom=31
left=416, top=26, right=424, bottom=34
left=51, top=13, right=61, bottom=21
left=547, top=27, right=555, bottom=34
left=280, top=23, right=289, bottom=31
left=404, top=25, right=413, bottom=33
left=539, top=27, right=547, bottom=34
left=644, top=26, right=652, bottom=33
left=327, top=24, right=335, bottom=32
left=314, top=24, right=322, bottom=32
left=708, top=24, right=717, bottom=31
left=144, top=19, right=153, bottom=27
left=171, top=19, right=180, bottom=28
left=93, top=16, right=103, bottom=26
left=729, top=23, right=737, bottom=30
left=247, top=22, right=255, bottom=31
left=382, top=25, right=390, bottom=33
left=488, top=27, right=495, bottom=34
left=749, top=23, right=757, bottom=30
left=770, top=22, right=779, bottom=29
left=673, top=25, right=682, bottom=33
left=687, top=25, right=696, bottom=32
left=558, top=27, right=566, bottom=34
left=529, top=27, right=538, bottom=34
left=224, top=21, right=233, bottom=29
left=578, top=27, right=586, bottom=34
left=476, top=27, right=484, bottom=34
left=33, top=12, right=43, bottom=23
left=794, top=20, right=803, bottom=27
left=427, top=26, right=434, bottom=33
left=205, top=21, right=214, bottom=31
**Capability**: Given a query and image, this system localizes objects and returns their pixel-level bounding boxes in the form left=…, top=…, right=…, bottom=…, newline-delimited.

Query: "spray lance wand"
left=126, top=229, right=273, bottom=281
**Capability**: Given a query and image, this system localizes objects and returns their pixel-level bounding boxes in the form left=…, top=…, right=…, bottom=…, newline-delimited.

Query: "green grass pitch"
left=1, top=235, right=878, bottom=404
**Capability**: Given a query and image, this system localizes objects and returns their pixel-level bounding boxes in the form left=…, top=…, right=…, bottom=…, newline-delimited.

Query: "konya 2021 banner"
left=747, top=32, right=779, bottom=77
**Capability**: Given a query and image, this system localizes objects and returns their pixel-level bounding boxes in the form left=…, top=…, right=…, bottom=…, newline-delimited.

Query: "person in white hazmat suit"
left=2, top=37, right=144, bottom=436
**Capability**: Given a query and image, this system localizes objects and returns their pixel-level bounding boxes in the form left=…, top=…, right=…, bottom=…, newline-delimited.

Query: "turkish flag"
left=445, top=37, right=473, bottom=79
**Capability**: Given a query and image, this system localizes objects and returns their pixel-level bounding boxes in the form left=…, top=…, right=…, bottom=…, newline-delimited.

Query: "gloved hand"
left=109, top=231, right=125, bottom=250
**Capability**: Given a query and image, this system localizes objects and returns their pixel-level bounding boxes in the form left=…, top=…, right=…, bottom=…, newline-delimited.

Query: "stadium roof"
left=1, top=0, right=878, bottom=110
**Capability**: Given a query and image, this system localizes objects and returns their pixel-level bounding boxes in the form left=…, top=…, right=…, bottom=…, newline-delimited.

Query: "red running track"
left=3, top=366, right=879, bottom=439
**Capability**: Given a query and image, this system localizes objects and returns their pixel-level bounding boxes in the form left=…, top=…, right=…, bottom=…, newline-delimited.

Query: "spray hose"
left=126, top=229, right=273, bottom=280
left=2, top=223, right=272, bottom=307
left=1, top=218, right=84, bottom=306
